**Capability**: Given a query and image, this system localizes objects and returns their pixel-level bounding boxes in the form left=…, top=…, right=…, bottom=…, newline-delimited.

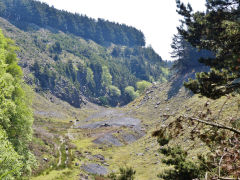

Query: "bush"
left=136, top=80, right=152, bottom=94
left=124, top=86, right=139, bottom=100
left=0, top=127, right=23, bottom=179
left=99, top=96, right=109, bottom=106
left=158, top=146, right=206, bottom=180
left=108, top=167, right=136, bottom=180
left=109, top=85, right=121, bottom=97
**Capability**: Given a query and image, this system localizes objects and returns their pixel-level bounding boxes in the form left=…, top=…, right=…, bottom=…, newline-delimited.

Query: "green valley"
left=0, top=0, right=239, bottom=179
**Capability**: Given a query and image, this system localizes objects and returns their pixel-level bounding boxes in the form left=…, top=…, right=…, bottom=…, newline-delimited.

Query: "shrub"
left=136, top=80, right=152, bottom=94
left=124, top=86, right=139, bottom=100
left=108, top=167, right=136, bottom=180
left=158, top=146, right=206, bottom=180
left=109, top=85, right=121, bottom=97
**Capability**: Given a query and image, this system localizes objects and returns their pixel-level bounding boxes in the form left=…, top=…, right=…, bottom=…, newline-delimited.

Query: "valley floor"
left=30, top=82, right=239, bottom=180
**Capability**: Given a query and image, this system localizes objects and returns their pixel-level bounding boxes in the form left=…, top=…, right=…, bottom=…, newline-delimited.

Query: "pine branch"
left=186, top=116, right=240, bottom=135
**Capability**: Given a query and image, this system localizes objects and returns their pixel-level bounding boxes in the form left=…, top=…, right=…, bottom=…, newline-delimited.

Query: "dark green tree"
left=0, top=0, right=146, bottom=47
left=171, top=33, right=212, bottom=74
left=176, top=0, right=240, bottom=98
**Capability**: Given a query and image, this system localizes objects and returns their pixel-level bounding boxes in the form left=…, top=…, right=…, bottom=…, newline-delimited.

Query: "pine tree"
left=176, top=0, right=240, bottom=98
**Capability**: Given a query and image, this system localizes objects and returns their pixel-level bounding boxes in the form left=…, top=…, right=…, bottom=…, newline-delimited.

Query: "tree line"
left=0, top=0, right=145, bottom=47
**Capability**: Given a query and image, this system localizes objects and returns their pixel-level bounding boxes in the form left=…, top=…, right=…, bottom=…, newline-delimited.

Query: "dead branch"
left=219, top=153, right=228, bottom=177
left=185, top=116, right=240, bottom=135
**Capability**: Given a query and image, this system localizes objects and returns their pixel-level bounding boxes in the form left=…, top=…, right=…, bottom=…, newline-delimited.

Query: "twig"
left=218, top=153, right=227, bottom=178
left=186, top=116, right=240, bottom=135
left=217, top=98, right=229, bottom=120
left=205, top=172, right=208, bottom=180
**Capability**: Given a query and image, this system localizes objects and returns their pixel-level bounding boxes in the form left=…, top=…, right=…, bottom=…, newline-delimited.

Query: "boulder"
left=94, top=154, right=105, bottom=161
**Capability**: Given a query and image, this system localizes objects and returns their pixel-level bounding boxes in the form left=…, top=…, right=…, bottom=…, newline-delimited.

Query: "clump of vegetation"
left=136, top=80, right=152, bottom=94
left=157, top=146, right=206, bottom=180
left=124, top=86, right=139, bottom=101
left=108, top=167, right=136, bottom=180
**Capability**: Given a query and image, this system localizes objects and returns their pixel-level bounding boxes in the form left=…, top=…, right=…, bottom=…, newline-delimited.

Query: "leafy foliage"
left=0, top=127, right=23, bottom=179
left=124, top=86, right=139, bottom=101
left=136, top=80, right=152, bottom=94
left=0, top=30, right=35, bottom=178
left=101, top=66, right=112, bottom=89
left=109, top=85, right=121, bottom=97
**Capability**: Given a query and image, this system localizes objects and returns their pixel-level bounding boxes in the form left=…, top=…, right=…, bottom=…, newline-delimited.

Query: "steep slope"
left=0, top=16, right=169, bottom=107
left=0, top=0, right=145, bottom=47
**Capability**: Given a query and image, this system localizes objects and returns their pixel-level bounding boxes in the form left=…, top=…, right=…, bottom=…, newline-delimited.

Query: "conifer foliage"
left=0, top=0, right=145, bottom=47
left=176, top=0, right=240, bottom=98
left=153, top=1, right=240, bottom=179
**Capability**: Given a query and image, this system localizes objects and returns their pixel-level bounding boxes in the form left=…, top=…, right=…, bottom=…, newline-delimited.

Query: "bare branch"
left=218, top=153, right=227, bottom=177
left=217, top=97, right=229, bottom=120
left=186, top=116, right=240, bottom=135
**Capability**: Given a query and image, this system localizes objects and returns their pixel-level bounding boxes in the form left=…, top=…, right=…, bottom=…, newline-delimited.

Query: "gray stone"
left=122, top=133, right=137, bottom=143
left=78, top=117, right=140, bottom=129
left=93, top=134, right=123, bottom=146
left=81, top=163, right=108, bottom=175
left=103, top=163, right=110, bottom=166
left=94, top=154, right=105, bottom=161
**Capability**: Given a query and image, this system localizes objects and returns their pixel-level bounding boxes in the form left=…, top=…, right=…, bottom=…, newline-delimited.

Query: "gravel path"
left=57, top=136, right=64, bottom=167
